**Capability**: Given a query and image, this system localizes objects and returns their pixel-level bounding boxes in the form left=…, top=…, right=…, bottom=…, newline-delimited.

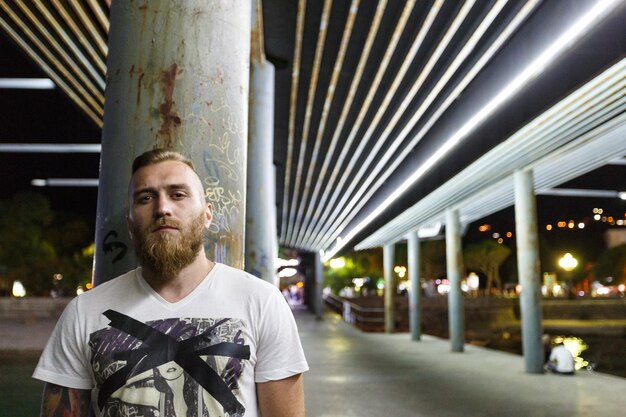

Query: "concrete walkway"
left=297, top=309, right=626, bottom=417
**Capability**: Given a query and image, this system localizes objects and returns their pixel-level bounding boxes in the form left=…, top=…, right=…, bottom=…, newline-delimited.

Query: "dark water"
left=0, top=352, right=42, bottom=417
left=485, top=332, right=626, bottom=378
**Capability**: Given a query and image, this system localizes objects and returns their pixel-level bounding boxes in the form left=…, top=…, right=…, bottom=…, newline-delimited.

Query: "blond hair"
left=131, top=148, right=196, bottom=174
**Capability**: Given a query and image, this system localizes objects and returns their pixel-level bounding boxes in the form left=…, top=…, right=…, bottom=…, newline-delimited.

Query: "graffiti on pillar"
left=102, top=230, right=128, bottom=264
left=201, top=143, right=242, bottom=236
left=200, top=91, right=245, bottom=267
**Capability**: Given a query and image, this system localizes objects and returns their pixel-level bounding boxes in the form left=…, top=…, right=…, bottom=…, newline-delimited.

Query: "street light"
left=329, top=258, right=345, bottom=269
left=558, top=253, right=578, bottom=271
left=558, top=253, right=578, bottom=299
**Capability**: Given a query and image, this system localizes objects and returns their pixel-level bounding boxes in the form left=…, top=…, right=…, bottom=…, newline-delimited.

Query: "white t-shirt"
left=549, top=345, right=575, bottom=373
left=33, top=263, right=309, bottom=417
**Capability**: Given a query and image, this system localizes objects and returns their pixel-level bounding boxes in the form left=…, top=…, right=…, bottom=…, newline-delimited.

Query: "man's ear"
left=126, top=215, right=134, bottom=240
left=204, top=203, right=213, bottom=228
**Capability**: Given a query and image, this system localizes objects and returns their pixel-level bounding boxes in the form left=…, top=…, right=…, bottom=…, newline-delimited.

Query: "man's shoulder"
left=213, top=263, right=278, bottom=292
left=78, top=269, right=139, bottom=301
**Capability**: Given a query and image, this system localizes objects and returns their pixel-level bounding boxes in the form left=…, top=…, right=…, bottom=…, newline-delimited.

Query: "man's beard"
left=131, top=212, right=206, bottom=280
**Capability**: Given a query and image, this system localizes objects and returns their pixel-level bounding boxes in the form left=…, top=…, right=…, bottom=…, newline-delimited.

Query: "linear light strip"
left=291, top=0, right=360, bottom=247
left=0, top=143, right=101, bottom=152
left=463, top=118, right=626, bottom=225
left=0, top=78, right=54, bottom=89
left=313, top=0, right=542, bottom=249
left=429, top=77, right=626, bottom=195
left=323, top=0, right=622, bottom=260
left=285, top=0, right=333, bottom=245
left=0, top=15, right=103, bottom=125
left=0, top=3, right=104, bottom=115
left=51, top=0, right=107, bottom=66
left=360, top=114, right=626, bottom=249
left=359, top=75, right=626, bottom=247
left=69, top=0, right=107, bottom=56
left=31, top=178, right=99, bottom=187
left=301, top=0, right=432, bottom=248
left=15, top=0, right=104, bottom=100
left=86, top=0, right=110, bottom=33
left=311, top=0, right=505, bottom=249
left=358, top=85, right=626, bottom=248
left=321, top=2, right=621, bottom=251
left=281, top=0, right=306, bottom=241
left=315, top=0, right=544, bottom=249
left=537, top=189, right=620, bottom=198
left=295, top=0, right=389, bottom=247
left=30, top=1, right=105, bottom=90
left=439, top=102, right=626, bottom=237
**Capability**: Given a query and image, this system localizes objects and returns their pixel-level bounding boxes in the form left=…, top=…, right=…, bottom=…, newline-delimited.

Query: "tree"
left=324, top=249, right=383, bottom=295
left=420, top=240, right=446, bottom=280
left=464, top=239, right=511, bottom=293
left=592, top=244, right=626, bottom=285
left=0, top=193, right=57, bottom=294
left=0, top=193, right=95, bottom=296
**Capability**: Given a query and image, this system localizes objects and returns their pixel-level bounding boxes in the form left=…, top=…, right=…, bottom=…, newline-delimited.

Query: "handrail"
left=325, top=293, right=385, bottom=325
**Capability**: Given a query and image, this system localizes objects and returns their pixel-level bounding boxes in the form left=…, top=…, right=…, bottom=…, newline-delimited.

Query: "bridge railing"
left=325, top=293, right=385, bottom=331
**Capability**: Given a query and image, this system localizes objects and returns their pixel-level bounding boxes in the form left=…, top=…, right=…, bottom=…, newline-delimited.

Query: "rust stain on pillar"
left=157, top=63, right=182, bottom=148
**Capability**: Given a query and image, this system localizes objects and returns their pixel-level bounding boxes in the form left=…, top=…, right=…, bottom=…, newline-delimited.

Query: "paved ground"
left=2, top=309, right=625, bottom=416
left=297, top=309, right=626, bottom=417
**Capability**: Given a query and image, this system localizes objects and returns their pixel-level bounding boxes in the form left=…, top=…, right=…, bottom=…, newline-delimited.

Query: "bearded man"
left=34, top=149, right=308, bottom=417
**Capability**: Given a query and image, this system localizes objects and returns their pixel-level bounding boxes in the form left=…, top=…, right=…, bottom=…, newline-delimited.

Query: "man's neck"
left=141, top=253, right=215, bottom=303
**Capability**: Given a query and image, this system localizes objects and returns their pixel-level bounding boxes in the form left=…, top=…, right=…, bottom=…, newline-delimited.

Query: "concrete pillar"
left=314, top=251, right=324, bottom=320
left=94, top=0, right=251, bottom=284
left=245, top=59, right=276, bottom=283
left=514, top=169, right=544, bottom=374
left=383, top=243, right=395, bottom=333
left=407, top=231, right=421, bottom=341
left=269, top=165, right=279, bottom=287
left=446, top=208, right=465, bottom=352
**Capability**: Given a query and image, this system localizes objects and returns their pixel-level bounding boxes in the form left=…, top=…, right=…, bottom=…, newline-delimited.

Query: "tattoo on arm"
left=41, top=383, right=91, bottom=417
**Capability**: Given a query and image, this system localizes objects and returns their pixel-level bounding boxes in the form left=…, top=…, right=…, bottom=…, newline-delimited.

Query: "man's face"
left=127, top=160, right=212, bottom=279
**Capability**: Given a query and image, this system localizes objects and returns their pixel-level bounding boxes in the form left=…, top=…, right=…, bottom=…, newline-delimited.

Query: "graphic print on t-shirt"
left=89, top=310, right=251, bottom=417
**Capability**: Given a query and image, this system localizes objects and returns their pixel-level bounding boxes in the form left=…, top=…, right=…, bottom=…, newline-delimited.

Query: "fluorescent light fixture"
left=417, top=222, right=442, bottom=239
left=322, top=0, right=621, bottom=262
left=537, top=188, right=620, bottom=198
left=619, top=192, right=626, bottom=201
left=0, top=143, right=101, bottom=153
left=31, top=178, right=99, bottom=187
left=278, top=268, right=298, bottom=278
left=275, top=258, right=300, bottom=268
left=0, top=78, right=55, bottom=89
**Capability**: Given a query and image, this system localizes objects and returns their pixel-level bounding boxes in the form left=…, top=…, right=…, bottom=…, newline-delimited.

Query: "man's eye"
left=138, top=195, right=153, bottom=203
left=172, top=192, right=186, bottom=199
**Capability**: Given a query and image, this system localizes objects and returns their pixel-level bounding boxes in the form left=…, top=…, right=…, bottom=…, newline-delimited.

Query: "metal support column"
left=245, top=58, right=276, bottom=283
left=408, top=231, right=421, bottom=341
left=94, top=0, right=251, bottom=284
left=314, top=251, right=324, bottom=320
left=514, top=169, right=544, bottom=374
left=383, top=243, right=395, bottom=333
left=446, top=208, right=465, bottom=352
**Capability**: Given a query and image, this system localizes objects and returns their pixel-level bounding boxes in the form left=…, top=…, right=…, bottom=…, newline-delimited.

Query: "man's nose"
left=155, top=196, right=173, bottom=216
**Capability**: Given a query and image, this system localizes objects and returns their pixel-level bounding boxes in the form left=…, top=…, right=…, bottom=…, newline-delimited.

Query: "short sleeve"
left=253, top=287, right=309, bottom=382
left=32, top=297, right=94, bottom=389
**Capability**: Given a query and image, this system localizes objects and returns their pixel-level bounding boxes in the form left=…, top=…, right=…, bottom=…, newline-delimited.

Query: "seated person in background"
left=545, top=342, right=575, bottom=375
